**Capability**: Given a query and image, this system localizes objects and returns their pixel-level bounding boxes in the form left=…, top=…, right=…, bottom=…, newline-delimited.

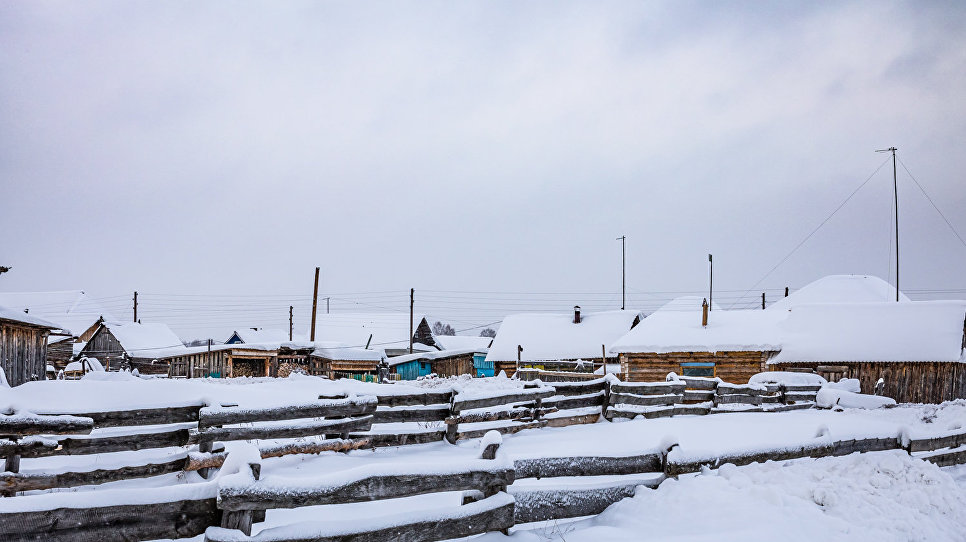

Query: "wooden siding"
left=431, top=352, right=475, bottom=378
left=494, top=361, right=517, bottom=378
left=770, top=361, right=966, bottom=404
left=45, top=338, right=75, bottom=370
left=79, top=326, right=127, bottom=371
left=620, top=351, right=770, bottom=384
left=0, top=321, right=49, bottom=386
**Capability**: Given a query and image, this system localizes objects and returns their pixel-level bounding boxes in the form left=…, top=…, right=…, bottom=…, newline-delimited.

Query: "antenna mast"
left=877, top=147, right=899, bottom=301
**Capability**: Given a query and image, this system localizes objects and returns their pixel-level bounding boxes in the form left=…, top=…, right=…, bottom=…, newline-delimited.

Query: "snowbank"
left=817, top=388, right=896, bottom=409
left=749, top=372, right=827, bottom=387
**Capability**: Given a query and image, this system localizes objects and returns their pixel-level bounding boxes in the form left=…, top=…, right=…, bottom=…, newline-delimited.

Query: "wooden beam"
left=198, top=399, right=376, bottom=429
left=0, top=456, right=188, bottom=492
left=196, top=415, right=374, bottom=444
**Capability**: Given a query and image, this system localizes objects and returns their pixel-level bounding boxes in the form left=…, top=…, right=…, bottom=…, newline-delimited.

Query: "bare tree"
left=432, top=321, right=456, bottom=336
left=479, top=328, right=496, bottom=338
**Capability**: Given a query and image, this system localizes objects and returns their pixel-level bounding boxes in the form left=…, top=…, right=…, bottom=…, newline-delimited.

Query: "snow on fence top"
left=486, top=310, right=643, bottom=362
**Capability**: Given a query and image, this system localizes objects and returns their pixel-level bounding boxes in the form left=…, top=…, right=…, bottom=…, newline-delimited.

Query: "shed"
left=157, top=342, right=282, bottom=378
left=485, top=308, right=643, bottom=377
left=0, top=305, right=60, bottom=386
left=309, top=342, right=385, bottom=381
left=609, top=297, right=782, bottom=383
left=78, top=321, right=183, bottom=374
left=389, top=348, right=482, bottom=380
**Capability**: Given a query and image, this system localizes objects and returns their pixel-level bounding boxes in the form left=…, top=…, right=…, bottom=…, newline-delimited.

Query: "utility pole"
left=289, top=306, right=294, bottom=341
left=133, top=291, right=138, bottom=323
left=326, top=297, right=330, bottom=314
left=310, top=267, right=320, bottom=341
left=616, top=235, right=626, bottom=310
left=409, top=288, right=416, bottom=354
left=762, top=292, right=766, bottom=310
left=707, top=254, right=713, bottom=311
left=877, top=146, right=900, bottom=302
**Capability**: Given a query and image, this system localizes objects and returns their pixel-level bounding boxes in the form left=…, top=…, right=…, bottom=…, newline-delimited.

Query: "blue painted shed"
left=473, top=353, right=494, bottom=378
left=390, top=355, right=434, bottom=380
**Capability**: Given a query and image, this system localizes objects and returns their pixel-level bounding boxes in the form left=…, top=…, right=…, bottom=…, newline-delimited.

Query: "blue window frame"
left=681, top=362, right=715, bottom=377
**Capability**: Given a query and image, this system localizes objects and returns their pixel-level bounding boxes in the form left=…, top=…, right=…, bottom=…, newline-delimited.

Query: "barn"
left=0, top=306, right=60, bottom=386
left=485, top=308, right=643, bottom=377
left=78, top=321, right=183, bottom=374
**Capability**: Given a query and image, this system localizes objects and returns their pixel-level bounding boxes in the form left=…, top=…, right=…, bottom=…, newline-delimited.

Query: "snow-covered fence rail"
left=205, top=433, right=515, bottom=542
left=446, top=386, right=558, bottom=442
left=605, top=381, right=693, bottom=420
left=357, top=391, right=456, bottom=447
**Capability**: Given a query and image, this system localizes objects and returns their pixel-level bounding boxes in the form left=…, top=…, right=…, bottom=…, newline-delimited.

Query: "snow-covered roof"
left=0, top=304, right=61, bottom=329
left=388, top=348, right=481, bottom=367
left=609, top=307, right=784, bottom=354
left=226, top=328, right=290, bottom=344
left=485, top=310, right=643, bottom=362
left=432, top=335, right=493, bottom=351
left=99, top=322, right=184, bottom=357
left=311, top=341, right=385, bottom=362
left=310, top=313, right=427, bottom=350
left=653, top=296, right=723, bottom=313
left=0, top=290, right=116, bottom=335
left=768, top=275, right=908, bottom=312
left=770, top=301, right=966, bottom=364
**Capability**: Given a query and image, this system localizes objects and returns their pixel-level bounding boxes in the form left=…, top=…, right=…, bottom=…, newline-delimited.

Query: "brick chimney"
left=574, top=305, right=581, bottom=324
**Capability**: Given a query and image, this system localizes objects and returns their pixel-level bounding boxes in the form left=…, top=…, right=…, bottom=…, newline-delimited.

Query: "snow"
left=816, top=387, right=897, bottom=409
left=826, top=378, right=861, bottom=393
left=480, top=430, right=503, bottom=451
left=771, top=300, right=966, bottom=364
left=432, top=335, right=493, bottom=351
left=768, top=274, right=910, bottom=311
left=749, top=371, right=827, bottom=386
left=387, top=348, right=481, bottom=367
left=309, top=313, right=429, bottom=350
left=486, top=310, right=642, bottom=362
left=610, top=306, right=783, bottom=354
left=227, top=329, right=290, bottom=344
left=310, top=341, right=384, bottom=361
left=98, top=321, right=184, bottom=358
left=0, top=304, right=61, bottom=329
left=0, top=290, right=116, bottom=336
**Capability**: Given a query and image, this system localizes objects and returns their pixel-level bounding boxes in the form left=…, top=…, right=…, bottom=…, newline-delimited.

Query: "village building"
left=485, top=308, right=643, bottom=377
left=0, top=305, right=60, bottom=386
left=159, top=343, right=283, bottom=378
left=389, top=348, right=483, bottom=380
left=309, top=313, right=437, bottom=357
left=308, top=342, right=385, bottom=381
left=225, top=328, right=291, bottom=345
left=78, top=321, right=183, bottom=374
left=609, top=297, right=781, bottom=383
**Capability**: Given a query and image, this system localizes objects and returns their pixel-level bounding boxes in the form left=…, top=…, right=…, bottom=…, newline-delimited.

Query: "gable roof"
left=0, top=305, right=61, bottom=329
left=388, top=348, right=481, bottom=367
left=310, top=313, right=430, bottom=350
left=768, top=275, right=908, bottom=312
left=432, top=335, right=493, bottom=351
left=226, top=328, right=290, bottom=344
left=770, top=301, right=966, bottom=364
left=0, top=290, right=116, bottom=336
left=609, top=306, right=784, bottom=354
left=485, top=310, right=643, bottom=363
left=98, top=322, right=183, bottom=357
left=311, top=341, right=386, bottom=362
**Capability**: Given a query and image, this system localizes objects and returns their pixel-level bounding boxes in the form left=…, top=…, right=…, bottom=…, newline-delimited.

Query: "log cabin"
left=485, top=308, right=644, bottom=377
left=309, top=342, right=385, bottom=381
left=610, top=296, right=781, bottom=383
left=0, top=306, right=60, bottom=386
left=78, top=321, right=183, bottom=374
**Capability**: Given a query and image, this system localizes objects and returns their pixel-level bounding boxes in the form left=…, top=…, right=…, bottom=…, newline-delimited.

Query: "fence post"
left=446, top=393, right=460, bottom=444
left=221, top=462, right=261, bottom=536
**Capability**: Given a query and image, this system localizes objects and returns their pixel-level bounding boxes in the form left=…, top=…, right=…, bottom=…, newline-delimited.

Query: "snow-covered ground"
left=3, top=375, right=965, bottom=542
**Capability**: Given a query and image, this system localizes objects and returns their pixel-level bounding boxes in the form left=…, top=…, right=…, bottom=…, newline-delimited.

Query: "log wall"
left=769, top=361, right=966, bottom=404
left=0, top=321, right=48, bottom=386
left=432, top=352, right=475, bottom=378
left=620, top=351, right=769, bottom=384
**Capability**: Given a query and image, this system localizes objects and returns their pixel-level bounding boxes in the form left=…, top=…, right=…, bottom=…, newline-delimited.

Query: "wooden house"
left=309, top=342, right=385, bottom=381
left=609, top=296, right=781, bottom=383
left=45, top=334, right=76, bottom=371
left=389, top=348, right=481, bottom=380
left=0, top=291, right=115, bottom=365
left=78, top=321, right=183, bottom=374
left=0, top=306, right=60, bottom=386
left=768, top=300, right=966, bottom=403
left=159, top=343, right=281, bottom=378
left=485, top=308, right=643, bottom=377
left=310, top=313, right=437, bottom=357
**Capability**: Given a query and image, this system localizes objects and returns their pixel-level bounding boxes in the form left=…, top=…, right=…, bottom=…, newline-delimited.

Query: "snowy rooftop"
left=311, top=341, right=385, bottom=362
left=485, top=309, right=643, bottom=362
left=0, top=290, right=116, bottom=336
left=99, top=321, right=184, bottom=357
left=432, top=335, right=493, bottom=351
left=768, top=275, right=908, bottom=312
left=770, top=300, right=966, bottom=364
left=388, top=348, right=482, bottom=367
left=226, top=328, right=291, bottom=344
left=310, top=313, right=426, bottom=350
left=0, top=304, right=62, bottom=329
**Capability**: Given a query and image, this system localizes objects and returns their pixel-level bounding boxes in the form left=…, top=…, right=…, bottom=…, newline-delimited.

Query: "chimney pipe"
left=701, top=298, right=709, bottom=327
left=574, top=305, right=581, bottom=324
left=784, top=286, right=789, bottom=297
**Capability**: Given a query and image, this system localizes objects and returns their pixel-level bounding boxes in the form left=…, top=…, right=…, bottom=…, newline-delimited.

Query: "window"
left=681, top=362, right=714, bottom=377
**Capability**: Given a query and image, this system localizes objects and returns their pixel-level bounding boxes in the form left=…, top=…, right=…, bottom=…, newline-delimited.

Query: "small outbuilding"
left=389, top=348, right=482, bottom=380
left=309, top=342, right=386, bottom=381
left=78, top=321, right=183, bottom=374
left=0, top=305, right=60, bottom=386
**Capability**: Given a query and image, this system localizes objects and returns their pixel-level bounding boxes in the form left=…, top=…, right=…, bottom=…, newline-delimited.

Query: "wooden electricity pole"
left=409, top=288, right=414, bottom=354
left=289, top=305, right=294, bottom=341
left=616, top=236, right=626, bottom=310
left=133, top=291, right=138, bottom=323
left=877, top=146, right=900, bottom=301
left=310, top=267, right=320, bottom=341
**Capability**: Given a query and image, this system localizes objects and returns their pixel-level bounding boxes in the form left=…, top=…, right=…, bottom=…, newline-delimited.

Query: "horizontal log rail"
left=452, top=389, right=556, bottom=412
left=195, top=415, right=374, bottom=444
left=199, top=398, right=377, bottom=429
left=36, top=404, right=203, bottom=429
left=0, top=455, right=189, bottom=492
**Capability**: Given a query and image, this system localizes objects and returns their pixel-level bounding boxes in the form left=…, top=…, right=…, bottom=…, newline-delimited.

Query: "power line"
left=898, top=158, right=966, bottom=252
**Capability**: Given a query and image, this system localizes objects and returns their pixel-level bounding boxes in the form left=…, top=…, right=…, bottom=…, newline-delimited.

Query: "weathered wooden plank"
left=19, top=428, right=191, bottom=458
left=456, top=420, right=549, bottom=441
left=452, top=389, right=556, bottom=412
left=610, top=382, right=685, bottom=395
left=0, top=415, right=93, bottom=437
left=673, top=404, right=711, bottom=416
left=609, top=392, right=682, bottom=407
left=715, top=394, right=762, bottom=405
left=678, top=377, right=718, bottom=390
left=376, top=391, right=454, bottom=408
left=514, top=453, right=662, bottom=479
left=666, top=442, right=833, bottom=476
left=0, top=498, right=220, bottom=541
left=715, top=384, right=767, bottom=396
left=38, top=405, right=202, bottom=429
left=185, top=438, right=373, bottom=471
left=371, top=406, right=450, bottom=424
left=544, top=412, right=601, bottom=428
left=605, top=406, right=674, bottom=420
left=218, top=468, right=514, bottom=511
left=784, top=392, right=818, bottom=402
left=199, top=400, right=376, bottom=429
left=908, top=431, right=966, bottom=453
left=446, top=407, right=558, bottom=426
left=0, top=456, right=188, bottom=492
left=683, top=390, right=714, bottom=402
left=351, top=431, right=446, bottom=448
left=512, top=482, right=659, bottom=523
left=205, top=494, right=514, bottom=542
left=832, top=437, right=900, bottom=456
left=542, top=391, right=606, bottom=411
left=921, top=448, right=966, bottom=468
left=196, top=415, right=373, bottom=444
left=544, top=379, right=608, bottom=396
left=782, top=385, right=823, bottom=392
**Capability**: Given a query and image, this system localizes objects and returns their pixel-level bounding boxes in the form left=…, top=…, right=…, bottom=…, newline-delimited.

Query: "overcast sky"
left=2, top=1, right=965, bottom=340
